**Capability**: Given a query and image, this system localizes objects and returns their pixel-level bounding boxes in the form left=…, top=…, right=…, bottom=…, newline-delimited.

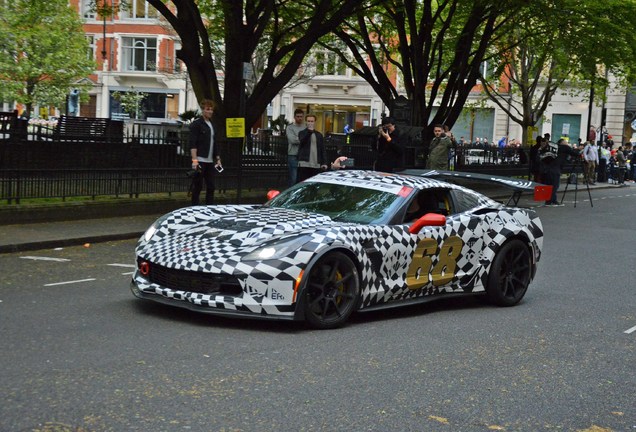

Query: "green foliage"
left=146, top=0, right=366, bottom=131
left=179, top=109, right=200, bottom=124
left=269, top=115, right=290, bottom=133
left=325, top=0, right=530, bottom=130
left=477, top=0, right=636, bottom=144
left=0, top=0, right=96, bottom=113
left=112, top=88, right=148, bottom=119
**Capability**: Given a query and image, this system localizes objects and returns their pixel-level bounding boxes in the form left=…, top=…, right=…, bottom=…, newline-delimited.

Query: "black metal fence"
left=0, top=113, right=529, bottom=204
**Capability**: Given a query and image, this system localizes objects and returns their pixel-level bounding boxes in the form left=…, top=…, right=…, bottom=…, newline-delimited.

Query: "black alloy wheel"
left=485, top=239, right=531, bottom=306
left=303, top=252, right=360, bottom=329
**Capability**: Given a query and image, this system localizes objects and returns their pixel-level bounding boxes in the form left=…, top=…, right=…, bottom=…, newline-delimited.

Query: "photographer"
left=539, top=138, right=580, bottom=206
left=425, top=124, right=453, bottom=170
left=374, top=117, right=403, bottom=173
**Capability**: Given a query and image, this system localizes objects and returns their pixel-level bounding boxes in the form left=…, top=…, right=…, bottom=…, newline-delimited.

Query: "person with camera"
left=539, top=138, right=580, bottom=206
left=425, top=124, right=454, bottom=170
left=189, top=99, right=223, bottom=206
left=296, top=114, right=328, bottom=183
left=374, top=117, right=403, bottom=173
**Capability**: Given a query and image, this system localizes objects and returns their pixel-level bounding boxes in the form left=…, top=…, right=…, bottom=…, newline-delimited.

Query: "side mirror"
left=409, top=213, right=446, bottom=234
left=267, top=190, right=280, bottom=200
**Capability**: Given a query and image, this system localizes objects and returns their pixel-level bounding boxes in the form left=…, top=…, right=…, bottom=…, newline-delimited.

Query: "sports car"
left=131, top=170, right=544, bottom=329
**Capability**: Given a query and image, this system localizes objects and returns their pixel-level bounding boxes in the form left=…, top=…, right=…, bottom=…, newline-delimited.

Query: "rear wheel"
left=303, top=252, right=360, bottom=329
left=485, top=239, right=531, bottom=306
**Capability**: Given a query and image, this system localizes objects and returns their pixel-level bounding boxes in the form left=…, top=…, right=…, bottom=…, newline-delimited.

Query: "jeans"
left=190, top=162, right=215, bottom=205
left=287, top=155, right=298, bottom=186
left=542, top=169, right=560, bottom=204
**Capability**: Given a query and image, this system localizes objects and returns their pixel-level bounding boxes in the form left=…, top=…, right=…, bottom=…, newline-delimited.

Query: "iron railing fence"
left=1, top=115, right=530, bottom=203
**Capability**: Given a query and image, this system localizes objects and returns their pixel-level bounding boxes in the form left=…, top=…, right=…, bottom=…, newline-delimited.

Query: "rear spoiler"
left=400, top=169, right=552, bottom=206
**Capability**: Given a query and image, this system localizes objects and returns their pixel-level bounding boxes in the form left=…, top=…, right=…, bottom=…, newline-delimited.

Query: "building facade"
left=3, top=2, right=632, bottom=147
left=70, top=0, right=193, bottom=121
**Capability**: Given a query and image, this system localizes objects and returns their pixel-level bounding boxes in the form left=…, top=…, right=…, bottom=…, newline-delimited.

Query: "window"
left=121, top=0, right=159, bottom=19
left=122, top=37, right=157, bottom=72
left=86, top=35, right=96, bottom=60
left=451, top=190, right=481, bottom=213
left=82, top=0, right=96, bottom=19
left=314, top=51, right=347, bottom=76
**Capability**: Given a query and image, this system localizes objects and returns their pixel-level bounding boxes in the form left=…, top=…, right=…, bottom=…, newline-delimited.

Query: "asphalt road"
left=1, top=187, right=635, bottom=432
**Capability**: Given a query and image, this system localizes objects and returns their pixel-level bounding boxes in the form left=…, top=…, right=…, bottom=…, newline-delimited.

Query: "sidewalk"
left=0, top=214, right=161, bottom=253
left=0, top=180, right=628, bottom=254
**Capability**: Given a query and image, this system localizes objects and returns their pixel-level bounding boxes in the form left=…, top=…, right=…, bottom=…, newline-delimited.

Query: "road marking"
left=121, top=271, right=134, bottom=276
left=624, top=325, right=636, bottom=335
left=21, top=256, right=70, bottom=262
left=44, top=278, right=96, bottom=287
left=107, top=263, right=136, bottom=268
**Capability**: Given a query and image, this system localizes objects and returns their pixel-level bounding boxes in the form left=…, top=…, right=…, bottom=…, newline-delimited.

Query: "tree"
left=477, top=0, right=636, bottom=146
left=322, top=0, right=529, bottom=134
left=0, top=0, right=96, bottom=116
left=145, top=0, right=367, bottom=132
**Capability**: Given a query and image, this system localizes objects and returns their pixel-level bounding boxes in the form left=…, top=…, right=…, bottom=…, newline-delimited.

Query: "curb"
left=0, top=231, right=144, bottom=254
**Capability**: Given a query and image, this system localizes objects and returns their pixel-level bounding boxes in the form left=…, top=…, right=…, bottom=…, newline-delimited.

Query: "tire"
left=303, top=252, right=360, bottom=329
left=485, top=239, right=531, bottom=307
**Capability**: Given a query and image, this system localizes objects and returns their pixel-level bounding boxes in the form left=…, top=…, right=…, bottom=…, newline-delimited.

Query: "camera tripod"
left=560, top=157, right=594, bottom=207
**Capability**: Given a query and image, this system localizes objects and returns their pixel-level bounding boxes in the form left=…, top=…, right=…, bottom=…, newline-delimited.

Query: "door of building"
left=552, top=114, right=581, bottom=144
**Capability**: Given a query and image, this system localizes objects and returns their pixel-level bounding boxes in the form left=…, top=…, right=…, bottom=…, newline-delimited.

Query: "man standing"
left=190, top=99, right=222, bottom=206
left=374, top=117, right=403, bottom=173
left=286, top=108, right=305, bottom=186
left=425, top=124, right=454, bottom=170
left=539, top=138, right=580, bottom=206
left=296, top=114, right=328, bottom=183
left=582, top=140, right=599, bottom=184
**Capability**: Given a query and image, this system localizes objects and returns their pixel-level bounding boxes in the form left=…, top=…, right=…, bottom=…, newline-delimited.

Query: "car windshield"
left=265, top=178, right=406, bottom=224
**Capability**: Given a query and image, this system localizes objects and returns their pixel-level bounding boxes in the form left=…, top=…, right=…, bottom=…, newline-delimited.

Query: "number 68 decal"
left=406, top=235, right=463, bottom=290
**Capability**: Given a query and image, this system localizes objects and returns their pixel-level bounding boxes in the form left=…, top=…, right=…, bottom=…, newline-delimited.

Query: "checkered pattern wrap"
left=132, top=170, right=543, bottom=320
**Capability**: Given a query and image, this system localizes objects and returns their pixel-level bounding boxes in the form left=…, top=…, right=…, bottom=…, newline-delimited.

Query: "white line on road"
left=21, top=256, right=70, bottom=262
left=121, top=271, right=134, bottom=276
left=44, top=278, right=96, bottom=287
left=624, top=325, right=636, bottom=335
left=108, top=263, right=136, bottom=268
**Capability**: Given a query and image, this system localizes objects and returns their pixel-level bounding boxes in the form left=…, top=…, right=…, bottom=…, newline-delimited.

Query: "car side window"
left=451, top=189, right=481, bottom=213
left=403, top=188, right=453, bottom=223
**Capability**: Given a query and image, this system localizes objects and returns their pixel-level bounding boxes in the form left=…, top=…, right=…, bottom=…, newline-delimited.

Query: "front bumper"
left=130, top=271, right=297, bottom=321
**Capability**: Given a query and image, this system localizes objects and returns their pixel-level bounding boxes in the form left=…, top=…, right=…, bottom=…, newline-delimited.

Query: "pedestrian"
left=615, top=145, right=627, bottom=185
left=529, top=136, right=542, bottom=182
left=598, top=143, right=610, bottom=182
left=374, top=116, right=403, bottom=173
left=286, top=108, right=305, bottom=186
left=582, top=140, right=599, bottom=184
left=425, top=124, right=454, bottom=170
left=189, top=99, right=222, bottom=206
left=296, top=114, right=328, bottom=183
left=539, top=138, right=580, bottom=206
left=623, top=143, right=633, bottom=181
left=588, top=125, right=597, bottom=143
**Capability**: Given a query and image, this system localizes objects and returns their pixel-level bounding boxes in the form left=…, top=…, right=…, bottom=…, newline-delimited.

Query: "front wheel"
left=303, top=252, right=360, bottom=329
left=485, top=239, right=531, bottom=306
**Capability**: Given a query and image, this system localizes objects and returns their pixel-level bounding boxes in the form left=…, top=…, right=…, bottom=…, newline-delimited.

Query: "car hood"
left=174, top=207, right=335, bottom=245
left=137, top=207, right=339, bottom=271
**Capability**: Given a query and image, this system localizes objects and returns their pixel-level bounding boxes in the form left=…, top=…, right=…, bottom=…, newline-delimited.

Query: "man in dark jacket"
left=374, top=117, right=403, bottom=173
left=539, top=138, right=580, bottom=206
left=190, top=99, right=222, bottom=206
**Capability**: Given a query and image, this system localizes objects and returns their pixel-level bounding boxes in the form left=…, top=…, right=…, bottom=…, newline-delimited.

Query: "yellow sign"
left=226, top=118, right=245, bottom=138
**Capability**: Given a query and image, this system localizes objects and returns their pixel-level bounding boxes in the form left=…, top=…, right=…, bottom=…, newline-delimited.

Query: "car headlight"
left=143, top=214, right=170, bottom=242
left=242, top=235, right=311, bottom=261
